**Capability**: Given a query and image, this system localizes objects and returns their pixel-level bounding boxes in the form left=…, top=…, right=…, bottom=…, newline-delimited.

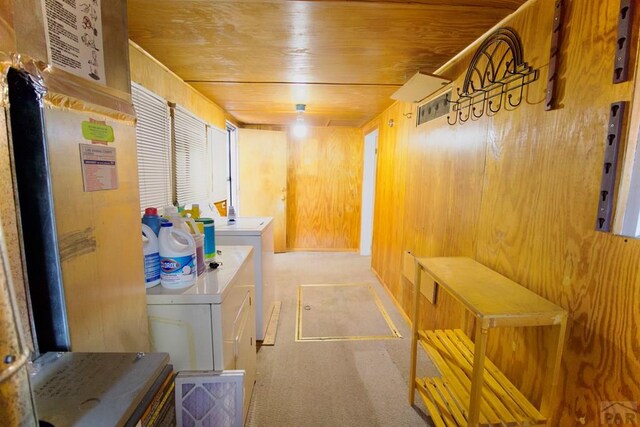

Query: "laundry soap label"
left=144, top=252, right=160, bottom=283
left=160, top=255, right=195, bottom=288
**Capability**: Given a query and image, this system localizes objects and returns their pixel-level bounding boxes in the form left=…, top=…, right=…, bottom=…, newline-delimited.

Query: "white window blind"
left=173, top=105, right=210, bottom=206
left=208, top=125, right=229, bottom=203
left=131, top=82, right=172, bottom=212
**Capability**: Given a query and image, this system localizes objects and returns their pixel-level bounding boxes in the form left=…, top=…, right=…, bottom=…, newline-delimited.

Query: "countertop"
left=146, top=245, right=252, bottom=305
left=215, top=216, right=273, bottom=235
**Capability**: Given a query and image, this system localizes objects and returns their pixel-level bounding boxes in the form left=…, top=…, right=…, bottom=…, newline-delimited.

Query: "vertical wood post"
left=540, top=317, right=568, bottom=417
left=468, top=321, right=489, bottom=426
left=408, top=259, right=422, bottom=405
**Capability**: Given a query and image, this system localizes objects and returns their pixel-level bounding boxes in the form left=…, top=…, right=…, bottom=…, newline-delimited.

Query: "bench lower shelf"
left=416, top=329, right=546, bottom=427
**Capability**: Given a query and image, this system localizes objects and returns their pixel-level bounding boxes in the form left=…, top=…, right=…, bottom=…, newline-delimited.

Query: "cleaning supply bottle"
left=185, top=218, right=204, bottom=277
left=142, top=223, right=161, bottom=288
left=164, top=206, right=191, bottom=235
left=194, top=233, right=205, bottom=276
left=196, top=218, right=216, bottom=260
left=142, top=207, right=163, bottom=236
left=158, top=222, right=196, bottom=289
left=227, top=205, right=236, bottom=224
left=181, top=203, right=201, bottom=219
left=164, top=205, right=204, bottom=275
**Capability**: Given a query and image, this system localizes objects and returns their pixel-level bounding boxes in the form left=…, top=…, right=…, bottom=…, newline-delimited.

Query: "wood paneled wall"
left=128, top=41, right=229, bottom=129
left=287, top=127, right=364, bottom=250
left=367, top=0, right=640, bottom=424
left=365, top=104, right=410, bottom=310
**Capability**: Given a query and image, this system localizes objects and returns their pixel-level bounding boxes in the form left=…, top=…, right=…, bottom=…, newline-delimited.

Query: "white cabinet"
left=216, top=217, right=275, bottom=341
left=146, top=246, right=256, bottom=420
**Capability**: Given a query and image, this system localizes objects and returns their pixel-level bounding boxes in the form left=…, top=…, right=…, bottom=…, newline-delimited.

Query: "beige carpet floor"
left=245, top=252, right=438, bottom=427
left=296, top=284, right=401, bottom=340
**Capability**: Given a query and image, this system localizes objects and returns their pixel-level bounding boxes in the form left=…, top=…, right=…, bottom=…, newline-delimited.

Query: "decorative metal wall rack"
left=447, top=28, right=539, bottom=125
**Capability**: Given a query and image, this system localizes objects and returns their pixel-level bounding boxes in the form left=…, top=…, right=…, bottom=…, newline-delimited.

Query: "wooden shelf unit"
left=408, top=257, right=567, bottom=427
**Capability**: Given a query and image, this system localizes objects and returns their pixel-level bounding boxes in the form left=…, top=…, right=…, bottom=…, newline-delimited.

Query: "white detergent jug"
left=142, top=223, right=161, bottom=288
left=158, top=222, right=197, bottom=289
left=164, top=206, right=191, bottom=235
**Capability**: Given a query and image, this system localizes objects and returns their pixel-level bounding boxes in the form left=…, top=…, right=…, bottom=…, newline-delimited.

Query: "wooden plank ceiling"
left=127, top=0, right=526, bottom=127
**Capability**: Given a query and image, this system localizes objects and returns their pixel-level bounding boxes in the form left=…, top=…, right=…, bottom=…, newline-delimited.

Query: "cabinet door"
left=234, top=290, right=256, bottom=422
left=147, top=304, right=213, bottom=371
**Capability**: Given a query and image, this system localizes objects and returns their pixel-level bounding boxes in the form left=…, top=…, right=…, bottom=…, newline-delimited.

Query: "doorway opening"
left=360, top=129, right=378, bottom=256
left=226, top=121, right=239, bottom=212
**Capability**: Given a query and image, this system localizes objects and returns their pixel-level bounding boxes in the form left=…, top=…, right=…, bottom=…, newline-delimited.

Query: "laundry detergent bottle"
left=141, top=223, right=161, bottom=288
left=142, top=207, right=163, bottom=236
left=158, top=222, right=197, bottom=289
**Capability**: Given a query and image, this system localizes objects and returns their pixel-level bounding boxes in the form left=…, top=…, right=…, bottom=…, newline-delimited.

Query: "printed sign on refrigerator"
left=41, top=0, right=106, bottom=85
left=79, top=144, right=118, bottom=192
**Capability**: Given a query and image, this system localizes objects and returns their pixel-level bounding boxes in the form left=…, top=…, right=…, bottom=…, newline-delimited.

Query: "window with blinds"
left=208, top=125, right=229, bottom=203
left=172, top=105, right=210, bottom=206
left=131, top=82, right=172, bottom=212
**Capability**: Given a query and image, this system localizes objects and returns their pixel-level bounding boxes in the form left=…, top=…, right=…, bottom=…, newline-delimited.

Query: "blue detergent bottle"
left=142, top=207, right=163, bottom=236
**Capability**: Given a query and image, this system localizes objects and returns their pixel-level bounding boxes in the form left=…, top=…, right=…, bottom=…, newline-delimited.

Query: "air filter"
left=175, top=371, right=245, bottom=427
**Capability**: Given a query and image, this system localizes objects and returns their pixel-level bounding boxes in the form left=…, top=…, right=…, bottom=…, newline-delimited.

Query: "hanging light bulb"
left=292, top=104, right=308, bottom=138
left=293, top=116, right=308, bottom=138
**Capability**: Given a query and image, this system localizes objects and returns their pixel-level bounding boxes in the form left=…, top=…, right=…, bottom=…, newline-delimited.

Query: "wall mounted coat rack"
left=447, top=28, right=539, bottom=125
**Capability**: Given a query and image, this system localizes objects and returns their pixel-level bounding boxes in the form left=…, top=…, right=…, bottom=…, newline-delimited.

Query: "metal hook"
left=472, top=93, right=486, bottom=119
left=487, top=85, right=504, bottom=115
left=458, top=104, right=471, bottom=123
left=506, top=76, right=526, bottom=108
left=487, top=100, right=500, bottom=115
left=507, top=91, right=523, bottom=108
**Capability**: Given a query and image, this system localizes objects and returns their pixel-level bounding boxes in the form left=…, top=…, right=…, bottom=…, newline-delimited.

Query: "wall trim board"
left=371, top=267, right=412, bottom=328
left=613, top=29, right=640, bottom=234
left=129, top=40, right=189, bottom=90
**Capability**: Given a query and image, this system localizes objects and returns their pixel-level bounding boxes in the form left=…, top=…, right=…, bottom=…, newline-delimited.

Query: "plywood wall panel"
left=473, top=0, right=640, bottom=420
left=367, top=104, right=410, bottom=313
left=128, top=42, right=229, bottom=128
left=368, top=0, right=640, bottom=423
left=287, top=127, right=363, bottom=250
left=46, top=109, right=149, bottom=352
left=402, top=109, right=488, bottom=339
